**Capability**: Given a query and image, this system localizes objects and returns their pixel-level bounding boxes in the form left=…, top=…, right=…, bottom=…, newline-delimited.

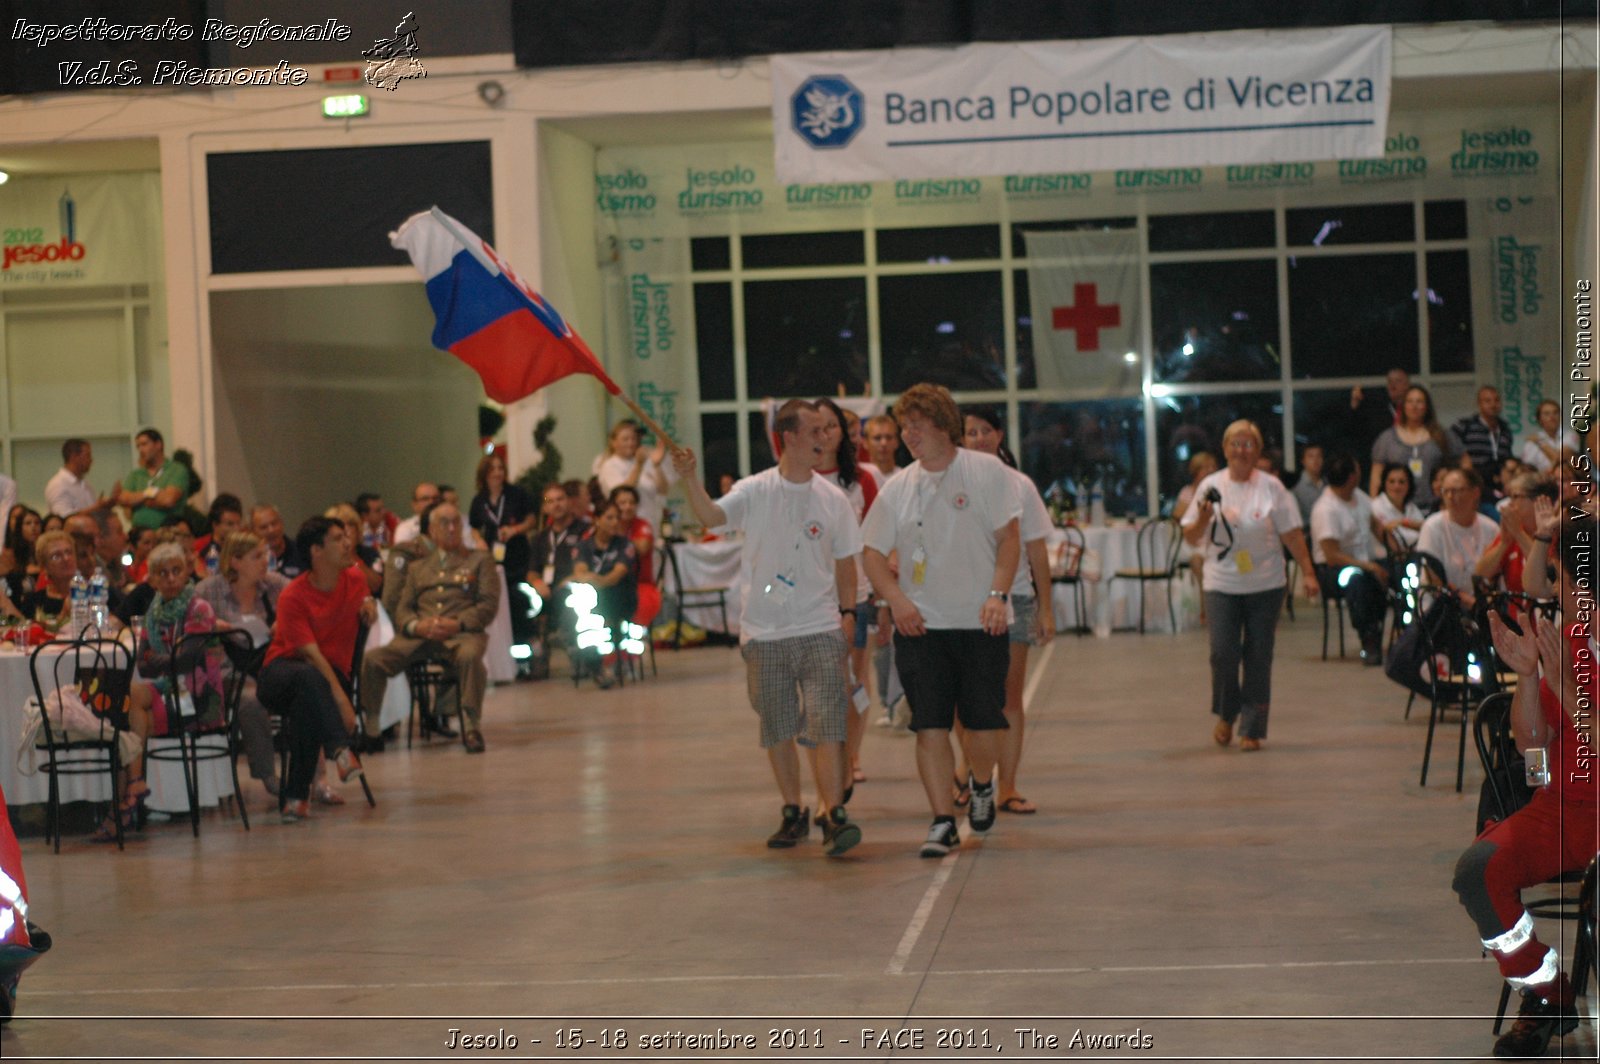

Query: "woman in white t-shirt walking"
left=1181, top=420, right=1319, bottom=753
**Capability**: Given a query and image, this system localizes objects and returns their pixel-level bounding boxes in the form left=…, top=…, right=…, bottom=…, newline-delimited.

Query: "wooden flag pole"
left=615, top=393, right=680, bottom=453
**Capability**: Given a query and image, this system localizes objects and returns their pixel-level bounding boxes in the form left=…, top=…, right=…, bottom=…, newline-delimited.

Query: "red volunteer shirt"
left=262, top=566, right=367, bottom=677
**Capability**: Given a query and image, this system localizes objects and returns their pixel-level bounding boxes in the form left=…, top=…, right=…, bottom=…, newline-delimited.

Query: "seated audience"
left=135, top=542, right=225, bottom=736
left=1371, top=463, right=1425, bottom=556
left=195, top=494, right=244, bottom=576
left=1455, top=513, right=1599, bottom=1059
left=250, top=505, right=306, bottom=578
left=1519, top=398, right=1579, bottom=475
left=355, top=492, right=395, bottom=550
left=1, top=505, right=41, bottom=603
left=1417, top=468, right=1499, bottom=606
left=256, top=517, right=371, bottom=822
left=570, top=498, right=639, bottom=690
left=1309, top=454, right=1389, bottom=664
left=41, top=513, right=64, bottom=534
left=393, top=482, right=440, bottom=545
left=1449, top=385, right=1513, bottom=490
left=359, top=503, right=499, bottom=754
left=21, top=531, right=79, bottom=631
left=196, top=530, right=289, bottom=797
left=610, top=484, right=659, bottom=618
left=529, top=483, right=590, bottom=650
left=88, top=508, right=130, bottom=591
left=1474, top=472, right=1559, bottom=599
left=125, top=526, right=157, bottom=586
left=325, top=503, right=384, bottom=595
left=1289, top=444, right=1325, bottom=528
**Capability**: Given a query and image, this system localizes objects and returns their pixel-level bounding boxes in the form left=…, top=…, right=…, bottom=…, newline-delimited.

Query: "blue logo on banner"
left=791, top=75, right=864, bottom=149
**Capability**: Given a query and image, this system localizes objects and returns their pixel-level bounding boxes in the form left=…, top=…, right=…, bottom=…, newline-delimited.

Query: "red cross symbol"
left=1052, top=283, right=1121, bottom=352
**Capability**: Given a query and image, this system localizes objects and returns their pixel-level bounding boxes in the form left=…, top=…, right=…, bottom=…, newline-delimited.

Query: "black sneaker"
left=820, top=806, right=861, bottom=857
left=920, top=818, right=959, bottom=858
left=968, top=775, right=996, bottom=833
left=1494, top=975, right=1578, bottom=1058
left=767, top=805, right=811, bottom=849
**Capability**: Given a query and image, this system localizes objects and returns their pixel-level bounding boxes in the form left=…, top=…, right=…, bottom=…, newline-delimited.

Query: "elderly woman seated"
left=196, top=530, right=288, bottom=798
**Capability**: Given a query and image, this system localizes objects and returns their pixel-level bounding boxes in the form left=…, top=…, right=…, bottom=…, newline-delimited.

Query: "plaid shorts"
left=741, top=629, right=850, bottom=749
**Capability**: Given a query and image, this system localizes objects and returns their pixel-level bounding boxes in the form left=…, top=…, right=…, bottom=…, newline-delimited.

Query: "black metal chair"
left=1473, top=691, right=1598, bottom=1033
left=1406, top=551, right=1496, bottom=791
left=406, top=655, right=465, bottom=749
left=1050, top=524, right=1090, bottom=636
left=143, top=629, right=254, bottom=837
left=274, top=625, right=376, bottom=811
left=1314, top=564, right=1348, bottom=660
left=1109, top=517, right=1182, bottom=634
left=658, top=542, right=732, bottom=647
left=28, top=638, right=135, bottom=853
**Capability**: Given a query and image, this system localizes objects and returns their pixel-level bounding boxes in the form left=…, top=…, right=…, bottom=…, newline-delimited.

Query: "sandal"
left=999, top=795, right=1037, bottom=815
left=852, top=766, right=867, bottom=783
left=124, top=773, right=150, bottom=802
left=953, top=776, right=971, bottom=808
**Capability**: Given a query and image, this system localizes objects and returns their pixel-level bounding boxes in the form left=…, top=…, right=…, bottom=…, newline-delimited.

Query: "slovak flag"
left=390, top=208, right=620, bottom=403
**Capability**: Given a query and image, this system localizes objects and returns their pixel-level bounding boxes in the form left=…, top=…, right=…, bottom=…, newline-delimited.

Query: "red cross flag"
left=1023, top=229, right=1143, bottom=393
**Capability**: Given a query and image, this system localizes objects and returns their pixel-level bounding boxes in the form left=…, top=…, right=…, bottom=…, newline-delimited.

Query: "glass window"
left=1011, top=217, right=1135, bottom=259
left=1286, top=202, right=1414, bottom=246
left=1021, top=399, right=1147, bottom=518
left=1013, top=270, right=1037, bottom=390
left=1151, top=259, right=1280, bottom=383
left=879, top=271, right=1005, bottom=392
left=1288, top=253, right=1419, bottom=379
left=877, top=225, right=1001, bottom=263
left=748, top=411, right=776, bottom=472
left=742, top=277, right=867, bottom=397
left=1154, top=391, right=1283, bottom=506
left=1425, top=250, right=1475, bottom=375
left=1292, top=388, right=1374, bottom=476
left=690, top=237, right=730, bottom=272
left=1148, top=210, right=1275, bottom=252
left=698, top=413, right=739, bottom=501
left=742, top=230, right=863, bottom=268
left=693, top=283, right=734, bottom=401
left=1424, top=200, right=1468, bottom=241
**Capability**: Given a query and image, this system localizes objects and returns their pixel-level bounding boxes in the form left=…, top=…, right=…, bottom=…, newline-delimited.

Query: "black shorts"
left=894, top=629, right=1010, bottom=732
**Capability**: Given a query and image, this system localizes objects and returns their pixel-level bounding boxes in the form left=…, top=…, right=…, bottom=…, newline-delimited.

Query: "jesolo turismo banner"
left=771, top=25, right=1391, bottom=184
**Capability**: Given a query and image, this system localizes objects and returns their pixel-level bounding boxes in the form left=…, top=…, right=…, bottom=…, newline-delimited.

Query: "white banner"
left=0, top=172, right=161, bottom=289
left=772, top=26, right=1390, bottom=185
left=1025, top=231, right=1144, bottom=394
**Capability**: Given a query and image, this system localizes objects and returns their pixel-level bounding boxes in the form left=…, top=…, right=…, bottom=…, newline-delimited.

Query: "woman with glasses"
left=1181, top=420, right=1319, bottom=753
left=1473, top=472, right=1559, bottom=599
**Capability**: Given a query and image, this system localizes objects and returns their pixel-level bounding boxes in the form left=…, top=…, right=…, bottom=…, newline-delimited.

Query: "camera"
left=1203, top=487, right=1222, bottom=504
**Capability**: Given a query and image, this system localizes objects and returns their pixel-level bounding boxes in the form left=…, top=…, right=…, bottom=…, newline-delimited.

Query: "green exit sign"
left=322, top=94, right=369, bottom=118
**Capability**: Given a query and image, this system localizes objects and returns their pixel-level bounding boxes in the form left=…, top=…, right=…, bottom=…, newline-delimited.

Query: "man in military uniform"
left=359, top=503, right=500, bottom=754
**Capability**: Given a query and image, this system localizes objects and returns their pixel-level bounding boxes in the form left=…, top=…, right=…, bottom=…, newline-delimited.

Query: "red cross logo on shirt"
left=804, top=522, right=822, bottom=540
left=1052, top=283, right=1121, bottom=352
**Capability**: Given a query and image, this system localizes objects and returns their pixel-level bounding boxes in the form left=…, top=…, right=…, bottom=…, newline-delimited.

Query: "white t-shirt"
left=1417, top=511, right=1500, bottom=592
left=393, top=515, right=423, bottom=545
left=861, top=448, right=1021, bottom=630
left=1006, top=466, right=1053, bottom=600
left=597, top=452, right=678, bottom=531
left=45, top=468, right=96, bottom=516
left=1520, top=427, right=1581, bottom=474
left=716, top=468, right=862, bottom=644
left=1309, top=487, right=1376, bottom=567
left=819, top=467, right=872, bottom=605
left=1371, top=493, right=1424, bottom=555
left=1179, top=469, right=1302, bottom=595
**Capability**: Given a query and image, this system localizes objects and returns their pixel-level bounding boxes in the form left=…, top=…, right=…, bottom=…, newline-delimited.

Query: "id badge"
left=492, top=541, right=506, bottom=563
left=911, top=545, right=927, bottom=586
left=542, top=564, right=555, bottom=585
left=765, top=572, right=796, bottom=606
left=1408, top=457, right=1424, bottom=479
left=1234, top=549, right=1254, bottom=574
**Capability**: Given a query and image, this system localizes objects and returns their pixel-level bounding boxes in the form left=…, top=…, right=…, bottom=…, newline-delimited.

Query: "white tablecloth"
left=0, top=646, right=232, bottom=812
left=667, top=540, right=745, bottom=637
left=1048, top=523, right=1199, bottom=637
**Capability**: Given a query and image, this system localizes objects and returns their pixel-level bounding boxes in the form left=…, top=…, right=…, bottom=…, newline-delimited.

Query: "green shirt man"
left=117, top=429, right=188, bottom=530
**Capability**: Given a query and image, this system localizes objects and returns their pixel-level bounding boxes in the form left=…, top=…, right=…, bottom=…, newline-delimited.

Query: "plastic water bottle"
left=89, top=569, right=109, bottom=631
left=69, top=572, right=89, bottom=637
left=1089, top=478, right=1107, bottom=526
left=205, top=548, right=220, bottom=577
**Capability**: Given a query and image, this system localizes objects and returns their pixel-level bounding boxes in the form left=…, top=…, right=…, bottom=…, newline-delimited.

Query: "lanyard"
left=485, top=492, right=506, bottom=528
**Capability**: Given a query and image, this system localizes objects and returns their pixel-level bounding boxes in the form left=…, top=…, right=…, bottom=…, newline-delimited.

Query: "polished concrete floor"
left=3, top=611, right=1597, bottom=1062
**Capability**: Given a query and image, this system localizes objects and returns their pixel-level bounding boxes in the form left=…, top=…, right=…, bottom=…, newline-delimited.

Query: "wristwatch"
left=987, top=590, right=1008, bottom=602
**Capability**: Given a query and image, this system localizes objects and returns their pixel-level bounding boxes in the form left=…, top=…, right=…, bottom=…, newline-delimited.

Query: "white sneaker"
left=968, top=776, right=996, bottom=834
left=920, top=819, right=959, bottom=858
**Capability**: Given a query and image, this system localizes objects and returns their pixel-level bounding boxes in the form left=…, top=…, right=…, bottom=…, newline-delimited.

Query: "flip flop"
left=999, top=795, right=1037, bottom=815
left=852, top=766, right=866, bottom=783
left=953, top=776, right=971, bottom=808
